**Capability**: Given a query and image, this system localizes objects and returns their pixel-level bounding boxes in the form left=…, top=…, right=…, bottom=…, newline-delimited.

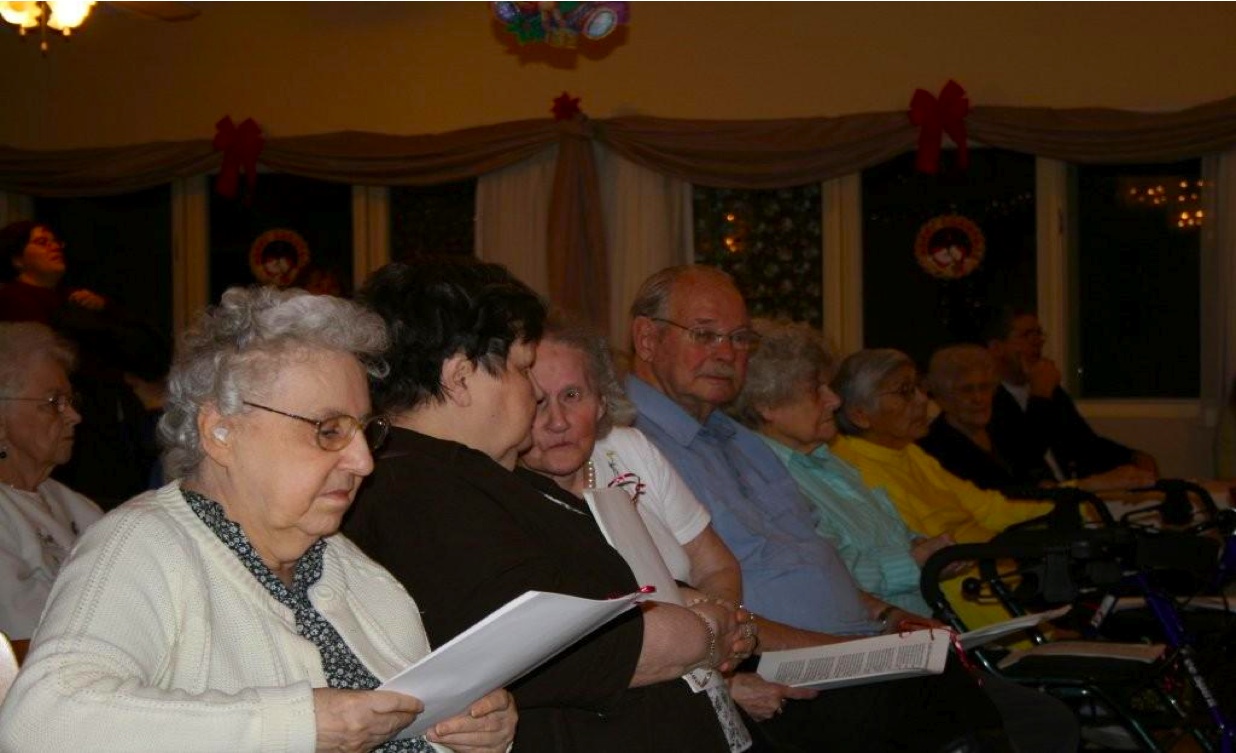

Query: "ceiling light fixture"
left=1, top=0, right=95, bottom=53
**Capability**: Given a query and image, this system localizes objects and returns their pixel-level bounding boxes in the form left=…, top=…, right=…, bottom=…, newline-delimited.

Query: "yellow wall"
left=3, top=1, right=1230, bottom=479
left=2, top=2, right=1235, bottom=149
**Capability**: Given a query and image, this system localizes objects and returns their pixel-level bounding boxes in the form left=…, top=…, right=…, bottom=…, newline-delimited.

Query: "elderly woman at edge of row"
left=343, top=257, right=748, bottom=753
left=0, top=322, right=102, bottom=641
left=829, top=348, right=1054, bottom=547
left=517, top=311, right=769, bottom=750
left=729, top=321, right=1018, bottom=630
left=919, top=343, right=1156, bottom=494
left=0, top=287, right=516, bottom=753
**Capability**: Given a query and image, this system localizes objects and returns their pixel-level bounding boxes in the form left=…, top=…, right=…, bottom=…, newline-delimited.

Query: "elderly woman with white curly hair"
left=0, top=287, right=516, bottom=753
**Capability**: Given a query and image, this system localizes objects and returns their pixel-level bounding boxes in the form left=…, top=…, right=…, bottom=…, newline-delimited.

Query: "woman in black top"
left=345, top=257, right=752, bottom=753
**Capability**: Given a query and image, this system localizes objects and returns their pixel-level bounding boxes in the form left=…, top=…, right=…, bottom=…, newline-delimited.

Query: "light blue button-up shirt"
left=760, top=436, right=932, bottom=616
left=627, top=376, right=878, bottom=636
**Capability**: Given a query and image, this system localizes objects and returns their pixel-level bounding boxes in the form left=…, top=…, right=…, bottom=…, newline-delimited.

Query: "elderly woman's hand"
left=727, top=672, right=818, bottom=722
left=313, top=688, right=423, bottom=753
left=425, top=689, right=517, bottom=753
left=684, top=595, right=752, bottom=673
left=910, top=534, right=956, bottom=567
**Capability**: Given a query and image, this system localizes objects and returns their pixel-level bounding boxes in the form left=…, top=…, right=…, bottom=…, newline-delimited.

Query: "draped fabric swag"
left=3, top=95, right=1236, bottom=331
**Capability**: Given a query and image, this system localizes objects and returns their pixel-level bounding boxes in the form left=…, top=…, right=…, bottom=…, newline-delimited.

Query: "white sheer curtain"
left=477, top=144, right=693, bottom=352
left=593, top=144, right=694, bottom=352
left=475, top=145, right=558, bottom=298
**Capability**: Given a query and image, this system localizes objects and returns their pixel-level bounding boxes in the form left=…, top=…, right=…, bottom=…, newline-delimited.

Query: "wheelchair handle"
left=1000, top=485, right=1116, bottom=529
left=919, top=541, right=1058, bottom=622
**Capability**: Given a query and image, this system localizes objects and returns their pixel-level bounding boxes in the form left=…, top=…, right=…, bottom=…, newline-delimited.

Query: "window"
left=861, top=150, right=1037, bottom=368
left=209, top=174, right=354, bottom=300
left=1072, top=160, right=1202, bottom=398
left=693, top=183, right=823, bottom=326
left=35, top=185, right=174, bottom=337
left=390, top=179, right=477, bottom=261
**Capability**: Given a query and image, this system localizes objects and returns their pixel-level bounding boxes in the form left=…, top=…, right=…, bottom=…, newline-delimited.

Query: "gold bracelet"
left=686, top=607, right=721, bottom=675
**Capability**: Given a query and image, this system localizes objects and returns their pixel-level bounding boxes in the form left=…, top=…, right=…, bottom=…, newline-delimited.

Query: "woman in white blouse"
left=0, top=322, right=102, bottom=640
left=519, top=312, right=797, bottom=745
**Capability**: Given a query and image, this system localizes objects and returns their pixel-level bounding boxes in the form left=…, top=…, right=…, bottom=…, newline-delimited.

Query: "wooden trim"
left=1075, top=400, right=1201, bottom=421
left=822, top=173, right=863, bottom=354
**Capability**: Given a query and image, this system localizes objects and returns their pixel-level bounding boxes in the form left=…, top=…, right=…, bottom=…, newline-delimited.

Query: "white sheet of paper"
left=997, top=640, right=1166, bottom=669
left=958, top=605, right=1072, bottom=650
left=756, top=629, right=950, bottom=690
left=583, top=487, right=716, bottom=692
left=379, top=589, right=644, bottom=739
left=583, top=487, right=683, bottom=605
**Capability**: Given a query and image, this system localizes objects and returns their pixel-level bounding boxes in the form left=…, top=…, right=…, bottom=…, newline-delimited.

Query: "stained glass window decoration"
left=693, top=183, right=823, bottom=327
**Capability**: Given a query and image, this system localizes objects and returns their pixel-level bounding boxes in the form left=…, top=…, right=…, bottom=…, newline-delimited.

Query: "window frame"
left=165, top=178, right=391, bottom=332
left=822, top=155, right=1218, bottom=423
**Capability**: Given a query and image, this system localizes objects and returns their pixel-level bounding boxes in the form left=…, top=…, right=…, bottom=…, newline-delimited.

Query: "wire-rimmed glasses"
left=0, top=392, right=80, bottom=414
left=242, top=401, right=389, bottom=451
left=650, top=317, right=762, bottom=352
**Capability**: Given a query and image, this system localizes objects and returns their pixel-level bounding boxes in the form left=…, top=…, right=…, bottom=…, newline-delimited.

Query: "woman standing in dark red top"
left=0, top=220, right=106, bottom=323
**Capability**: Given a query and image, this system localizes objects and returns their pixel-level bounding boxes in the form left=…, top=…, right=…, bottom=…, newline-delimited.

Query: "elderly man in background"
left=984, top=308, right=1158, bottom=485
left=623, top=264, right=1078, bottom=753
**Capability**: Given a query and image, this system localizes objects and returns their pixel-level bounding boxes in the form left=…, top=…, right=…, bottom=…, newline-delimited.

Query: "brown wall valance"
left=4, top=94, right=1235, bottom=329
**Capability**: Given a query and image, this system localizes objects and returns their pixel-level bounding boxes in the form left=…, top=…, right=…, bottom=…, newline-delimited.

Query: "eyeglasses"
left=878, top=383, right=922, bottom=401
left=651, top=318, right=762, bottom=352
left=242, top=401, right=389, bottom=452
left=0, top=392, right=80, bottom=414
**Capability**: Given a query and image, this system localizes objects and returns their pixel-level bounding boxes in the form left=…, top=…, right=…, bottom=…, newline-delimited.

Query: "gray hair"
left=832, top=348, right=914, bottom=435
left=926, top=344, right=995, bottom=397
left=728, top=318, right=834, bottom=430
left=158, top=286, right=390, bottom=479
left=0, top=322, right=76, bottom=396
left=542, top=310, right=635, bottom=438
left=628, top=264, right=737, bottom=321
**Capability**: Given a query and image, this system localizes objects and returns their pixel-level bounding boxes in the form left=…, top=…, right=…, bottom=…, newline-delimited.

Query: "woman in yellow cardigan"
left=829, top=348, right=1053, bottom=546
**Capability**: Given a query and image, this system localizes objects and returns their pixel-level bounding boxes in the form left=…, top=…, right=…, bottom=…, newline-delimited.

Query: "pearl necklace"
left=584, top=459, right=596, bottom=490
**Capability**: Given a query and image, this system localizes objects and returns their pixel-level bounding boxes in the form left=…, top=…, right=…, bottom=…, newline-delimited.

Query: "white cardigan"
left=0, top=477, right=103, bottom=640
left=0, top=482, right=446, bottom=753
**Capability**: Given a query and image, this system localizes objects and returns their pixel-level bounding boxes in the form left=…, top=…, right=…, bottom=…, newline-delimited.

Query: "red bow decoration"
left=908, top=80, right=970, bottom=174
left=551, top=92, right=582, bottom=121
left=212, top=116, right=265, bottom=202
